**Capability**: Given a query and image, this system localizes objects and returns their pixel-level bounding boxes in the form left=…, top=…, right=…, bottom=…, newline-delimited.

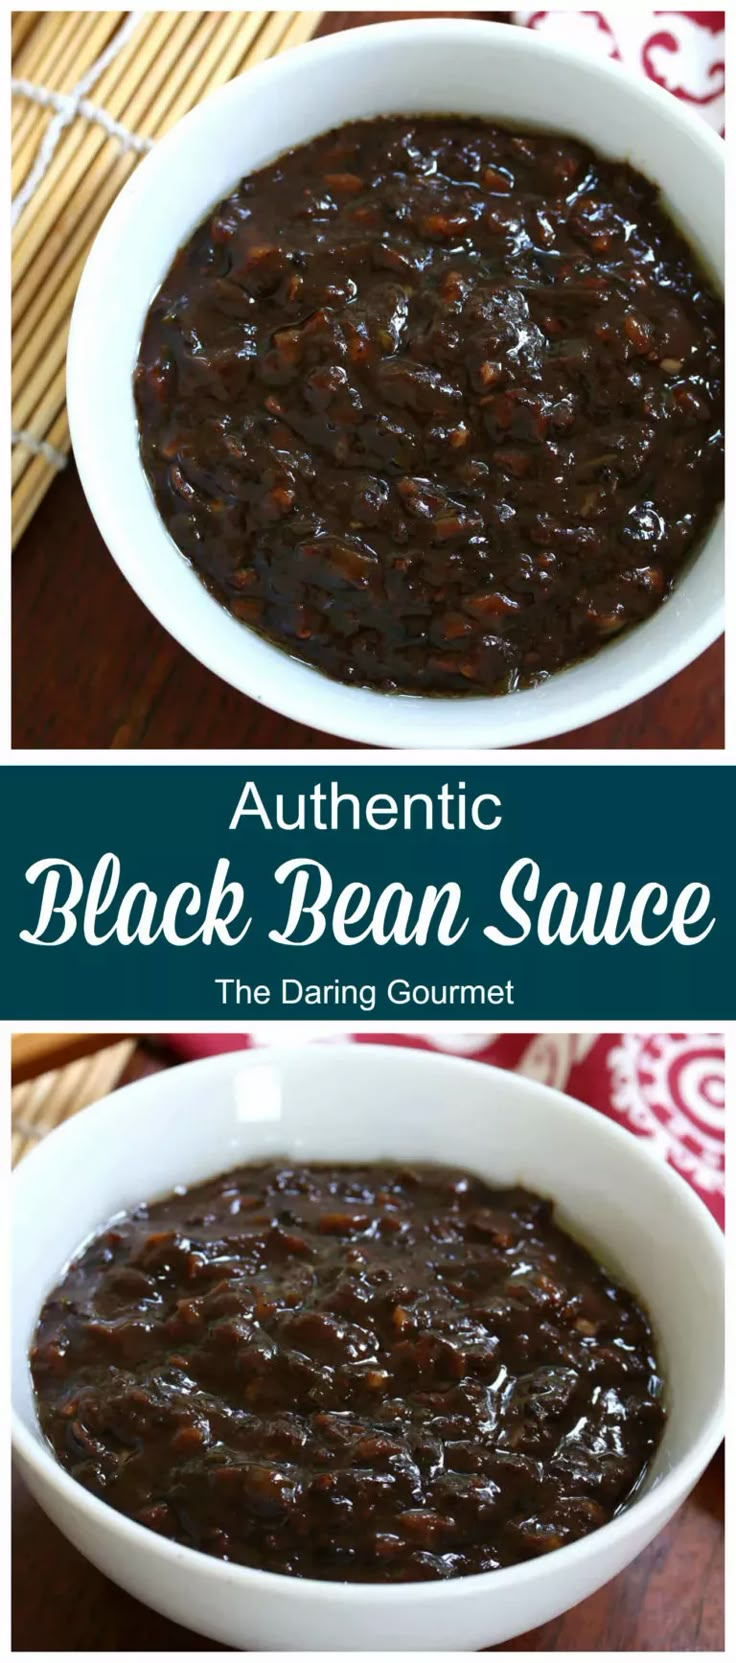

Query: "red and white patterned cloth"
left=166, top=1033, right=724, bottom=1228
left=514, top=10, right=725, bottom=133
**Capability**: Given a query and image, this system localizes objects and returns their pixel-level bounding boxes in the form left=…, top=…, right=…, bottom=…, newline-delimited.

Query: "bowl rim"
left=12, top=1042, right=725, bottom=1607
left=66, top=16, right=725, bottom=750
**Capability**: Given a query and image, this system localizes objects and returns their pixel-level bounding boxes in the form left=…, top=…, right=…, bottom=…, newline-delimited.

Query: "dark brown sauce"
left=135, top=115, right=723, bottom=696
left=32, top=1161, right=665, bottom=1583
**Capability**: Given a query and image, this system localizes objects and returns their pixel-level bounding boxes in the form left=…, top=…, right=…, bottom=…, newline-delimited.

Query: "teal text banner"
left=2, top=764, right=732, bottom=1020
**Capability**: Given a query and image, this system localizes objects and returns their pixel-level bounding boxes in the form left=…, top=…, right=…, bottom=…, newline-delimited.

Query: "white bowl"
left=12, top=1043, right=724, bottom=1651
left=67, top=19, right=724, bottom=750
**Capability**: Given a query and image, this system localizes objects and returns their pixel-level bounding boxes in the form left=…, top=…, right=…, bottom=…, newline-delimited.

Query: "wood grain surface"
left=11, top=1042, right=725, bottom=1652
left=10, top=1032, right=130, bottom=1084
left=11, top=10, right=724, bottom=752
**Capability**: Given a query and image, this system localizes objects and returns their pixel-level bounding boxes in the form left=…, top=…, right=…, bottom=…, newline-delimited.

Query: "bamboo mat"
left=11, top=9, right=322, bottom=547
left=11, top=1038, right=138, bottom=1166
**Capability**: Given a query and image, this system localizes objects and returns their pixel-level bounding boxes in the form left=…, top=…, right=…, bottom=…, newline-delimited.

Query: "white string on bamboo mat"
left=11, top=427, right=69, bottom=470
left=12, top=80, right=154, bottom=159
left=11, top=9, right=144, bottom=228
left=11, top=1117, right=47, bottom=1143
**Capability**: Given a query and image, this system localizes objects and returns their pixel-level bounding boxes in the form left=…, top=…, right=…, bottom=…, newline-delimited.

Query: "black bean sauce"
left=32, top=1162, right=665, bottom=1582
left=134, top=116, right=723, bottom=695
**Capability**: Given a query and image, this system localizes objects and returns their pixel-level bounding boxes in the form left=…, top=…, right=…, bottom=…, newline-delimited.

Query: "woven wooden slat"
left=11, top=9, right=322, bottom=546
left=12, top=13, right=127, bottom=182
left=11, top=1039, right=137, bottom=1166
left=11, top=13, right=41, bottom=59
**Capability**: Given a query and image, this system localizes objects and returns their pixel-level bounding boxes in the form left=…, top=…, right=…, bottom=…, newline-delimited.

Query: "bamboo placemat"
left=11, top=1031, right=132, bottom=1083
left=11, top=1037, right=138, bottom=1165
left=11, top=9, right=322, bottom=547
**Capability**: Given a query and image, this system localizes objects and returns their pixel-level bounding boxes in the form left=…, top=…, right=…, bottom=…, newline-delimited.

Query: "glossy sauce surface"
left=32, top=1162, right=665, bottom=1582
left=135, top=116, right=723, bottom=695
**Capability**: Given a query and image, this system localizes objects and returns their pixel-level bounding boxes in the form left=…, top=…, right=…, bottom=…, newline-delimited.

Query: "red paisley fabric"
left=166, top=1033, right=724, bottom=1227
left=514, top=10, right=725, bottom=133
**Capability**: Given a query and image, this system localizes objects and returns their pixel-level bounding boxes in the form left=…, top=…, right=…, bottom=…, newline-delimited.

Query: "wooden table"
left=11, top=11, right=724, bottom=752
left=12, top=1041, right=725, bottom=1651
